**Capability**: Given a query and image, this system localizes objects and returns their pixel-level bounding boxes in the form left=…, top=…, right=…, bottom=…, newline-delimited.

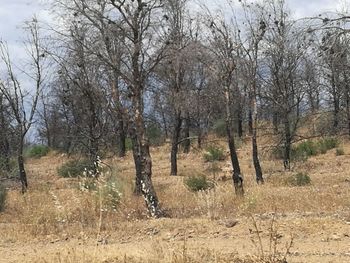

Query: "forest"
left=1, top=0, right=350, bottom=262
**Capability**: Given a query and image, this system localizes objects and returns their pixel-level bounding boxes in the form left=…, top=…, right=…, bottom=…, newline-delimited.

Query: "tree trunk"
left=182, top=112, right=190, bottom=154
left=130, top=90, right=163, bottom=217
left=225, top=89, right=244, bottom=196
left=117, top=118, right=126, bottom=158
left=251, top=93, right=264, bottom=184
left=170, top=110, right=182, bottom=176
left=18, top=139, right=27, bottom=193
left=283, top=115, right=291, bottom=170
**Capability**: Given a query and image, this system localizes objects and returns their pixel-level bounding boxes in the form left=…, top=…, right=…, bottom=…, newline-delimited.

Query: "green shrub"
left=203, top=146, right=225, bottom=162
left=27, top=145, right=50, bottom=158
left=57, top=159, right=95, bottom=178
left=184, top=175, right=214, bottom=192
left=146, top=123, right=164, bottom=146
left=286, top=172, right=311, bottom=186
left=336, top=148, right=345, bottom=156
left=317, top=137, right=339, bottom=154
left=212, top=119, right=227, bottom=137
left=125, top=138, right=133, bottom=151
left=0, top=184, right=7, bottom=212
left=0, top=158, right=18, bottom=178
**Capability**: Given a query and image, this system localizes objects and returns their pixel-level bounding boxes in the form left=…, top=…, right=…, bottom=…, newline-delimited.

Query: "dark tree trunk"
left=18, top=139, right=27, bottom=193
left=0, top=96, right=10, bottom=172
left=170, top=110, right=182, bottom=176
left=273, top=111, right=279, bottom=134
left=117, top=118, right=126, bottom=158
left=283, top=116, right=291, bottom=170
left=251, top=94, right=264, bottom=184
left=248, top=109, right=253, bottom=135
left=331, top=72, right=339, bottom=133
left=129, top=89, right=162, bottom=217
left=225, top=90, right=244, bottom=196
left=236, top=106, right=243, bottom=138
left=182, top=112, right=190, bottom=154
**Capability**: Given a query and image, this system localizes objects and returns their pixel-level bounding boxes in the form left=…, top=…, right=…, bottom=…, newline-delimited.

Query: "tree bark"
left=130, top=93, right=162, bottom=217
left=251, top=93, right=264, bottom=184
left=18, top=138, right=27, bottom=193
left=182, top=111, right=190, bottom=154
left=283, top=115, right=291, bottom=170
left=170, top=110, right=182, bottom=176
left=225, top=89, right=244, bottom=196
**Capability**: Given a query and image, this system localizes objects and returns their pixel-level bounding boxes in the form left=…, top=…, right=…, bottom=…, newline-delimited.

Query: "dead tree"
left=0, top=19, right=45, bottom=192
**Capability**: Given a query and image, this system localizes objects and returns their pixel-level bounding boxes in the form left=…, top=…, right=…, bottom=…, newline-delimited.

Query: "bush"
left=336, top=148, right=345, bottom=156
left=184, top=175, right=214, bottom=192
left=286, top=172, right=311, bottom=186
left=0, top=184, right=7, bottom=212
left=125, top=138, right=133, bottom=151
left=79, top=175, right=122, bottom=211
left=27, top=145, right=50, bottom=158
left=212, top=119, right=227, bottom=137
left=58, top=159, right=95, bottom=178
left=146, top=123, right=164, bottom=146
left=317, top=137, right=339, bottom=154
left=203, top=146, right=225, bottom=162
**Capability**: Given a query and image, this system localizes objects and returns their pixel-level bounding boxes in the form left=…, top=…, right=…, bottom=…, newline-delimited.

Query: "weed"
left=336, top=148, right=345, bottom=156
left=286, top=172, right=311, bottom=186
left=26, top=145, right=50, bottom=158
left=203, top=146, right=225, bottom=162
left=57, top=159, right=94, bottom=178
left=212, top=119, right=227, bottom=137
left=184, top=175, right=214, bottom=192
left=0, top=184, right=7, bottom=212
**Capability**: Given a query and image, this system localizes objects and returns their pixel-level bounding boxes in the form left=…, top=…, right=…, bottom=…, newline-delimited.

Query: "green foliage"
left=212, top=119, right=227, bottom=137
left=0, top=184, right=7, bottom=212
left=146, top=123, right=164, bottom=146
left=57, top=159, right=94, bottom=178
left=286, top=172, right=311, bottom=186
left=317, top=137, right=339, bottom=154
left=291, top=140, right=318, bottom=162
left=275, top=137, right=340, bottom=162
left=125, top=138, right=133, bottom=151
left=203, top=146, right=225, bottom=162
left=336, top=148, right=345, bottom=156
left=184, top=175, right=214, bottom=192
left=0, top=158, right=18, bottom=179
left=26, top=145, right=50, bottom=158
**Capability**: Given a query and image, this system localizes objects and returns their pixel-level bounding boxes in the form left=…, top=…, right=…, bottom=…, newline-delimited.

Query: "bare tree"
left=0, top=18, right=46, bottom=192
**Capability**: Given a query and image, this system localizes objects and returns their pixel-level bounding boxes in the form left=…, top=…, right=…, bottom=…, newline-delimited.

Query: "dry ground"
left=1, top=136, right=350, bottom=262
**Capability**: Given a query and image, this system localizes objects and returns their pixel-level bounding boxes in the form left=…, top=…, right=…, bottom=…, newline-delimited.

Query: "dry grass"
left=1, top=136, right=350, bottom=262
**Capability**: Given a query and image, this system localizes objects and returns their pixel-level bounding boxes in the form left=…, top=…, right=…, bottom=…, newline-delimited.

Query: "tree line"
left=1, top=0, right=350, bottom=217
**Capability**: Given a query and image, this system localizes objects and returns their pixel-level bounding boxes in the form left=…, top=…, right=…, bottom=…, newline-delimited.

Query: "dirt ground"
left=1, top=137, right=350, bottom=262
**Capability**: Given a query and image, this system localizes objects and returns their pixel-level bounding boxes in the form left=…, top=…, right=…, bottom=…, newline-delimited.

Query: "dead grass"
left=1, top=135, right=350, bottom=262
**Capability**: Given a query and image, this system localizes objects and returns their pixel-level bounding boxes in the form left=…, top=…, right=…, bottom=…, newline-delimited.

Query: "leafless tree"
left=0, top=18, right=46, bottom=192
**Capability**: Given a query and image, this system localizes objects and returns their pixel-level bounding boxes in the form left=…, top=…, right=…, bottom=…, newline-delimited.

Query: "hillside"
left=1, top=137, right=350, bottom=263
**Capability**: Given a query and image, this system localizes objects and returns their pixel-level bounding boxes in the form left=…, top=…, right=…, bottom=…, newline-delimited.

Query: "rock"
left=224, top=219, right=239, bottom=228
left=330, top=234, right=341, bottom=241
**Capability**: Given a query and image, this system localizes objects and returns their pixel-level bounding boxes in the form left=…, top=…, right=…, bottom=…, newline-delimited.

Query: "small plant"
left=125, top=138, right=133, bottom=151
left=57, top=159, right=95, bottom=178
left=203, top=146, right=225, bottom=162
left=317, top=137, right=339, bottom=154
left=79, top=175, right=122, bottom=211
left=286, top=172, right=311, bottom=186
left=0, top=184, right=7, bottom=212
left=212, top=119, right=227, bottom=137
left=336, top=148, right=345, bottom=156
left=184, top=175, right=214, bottom=192
left=26, top=145, right=50, bottom=158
